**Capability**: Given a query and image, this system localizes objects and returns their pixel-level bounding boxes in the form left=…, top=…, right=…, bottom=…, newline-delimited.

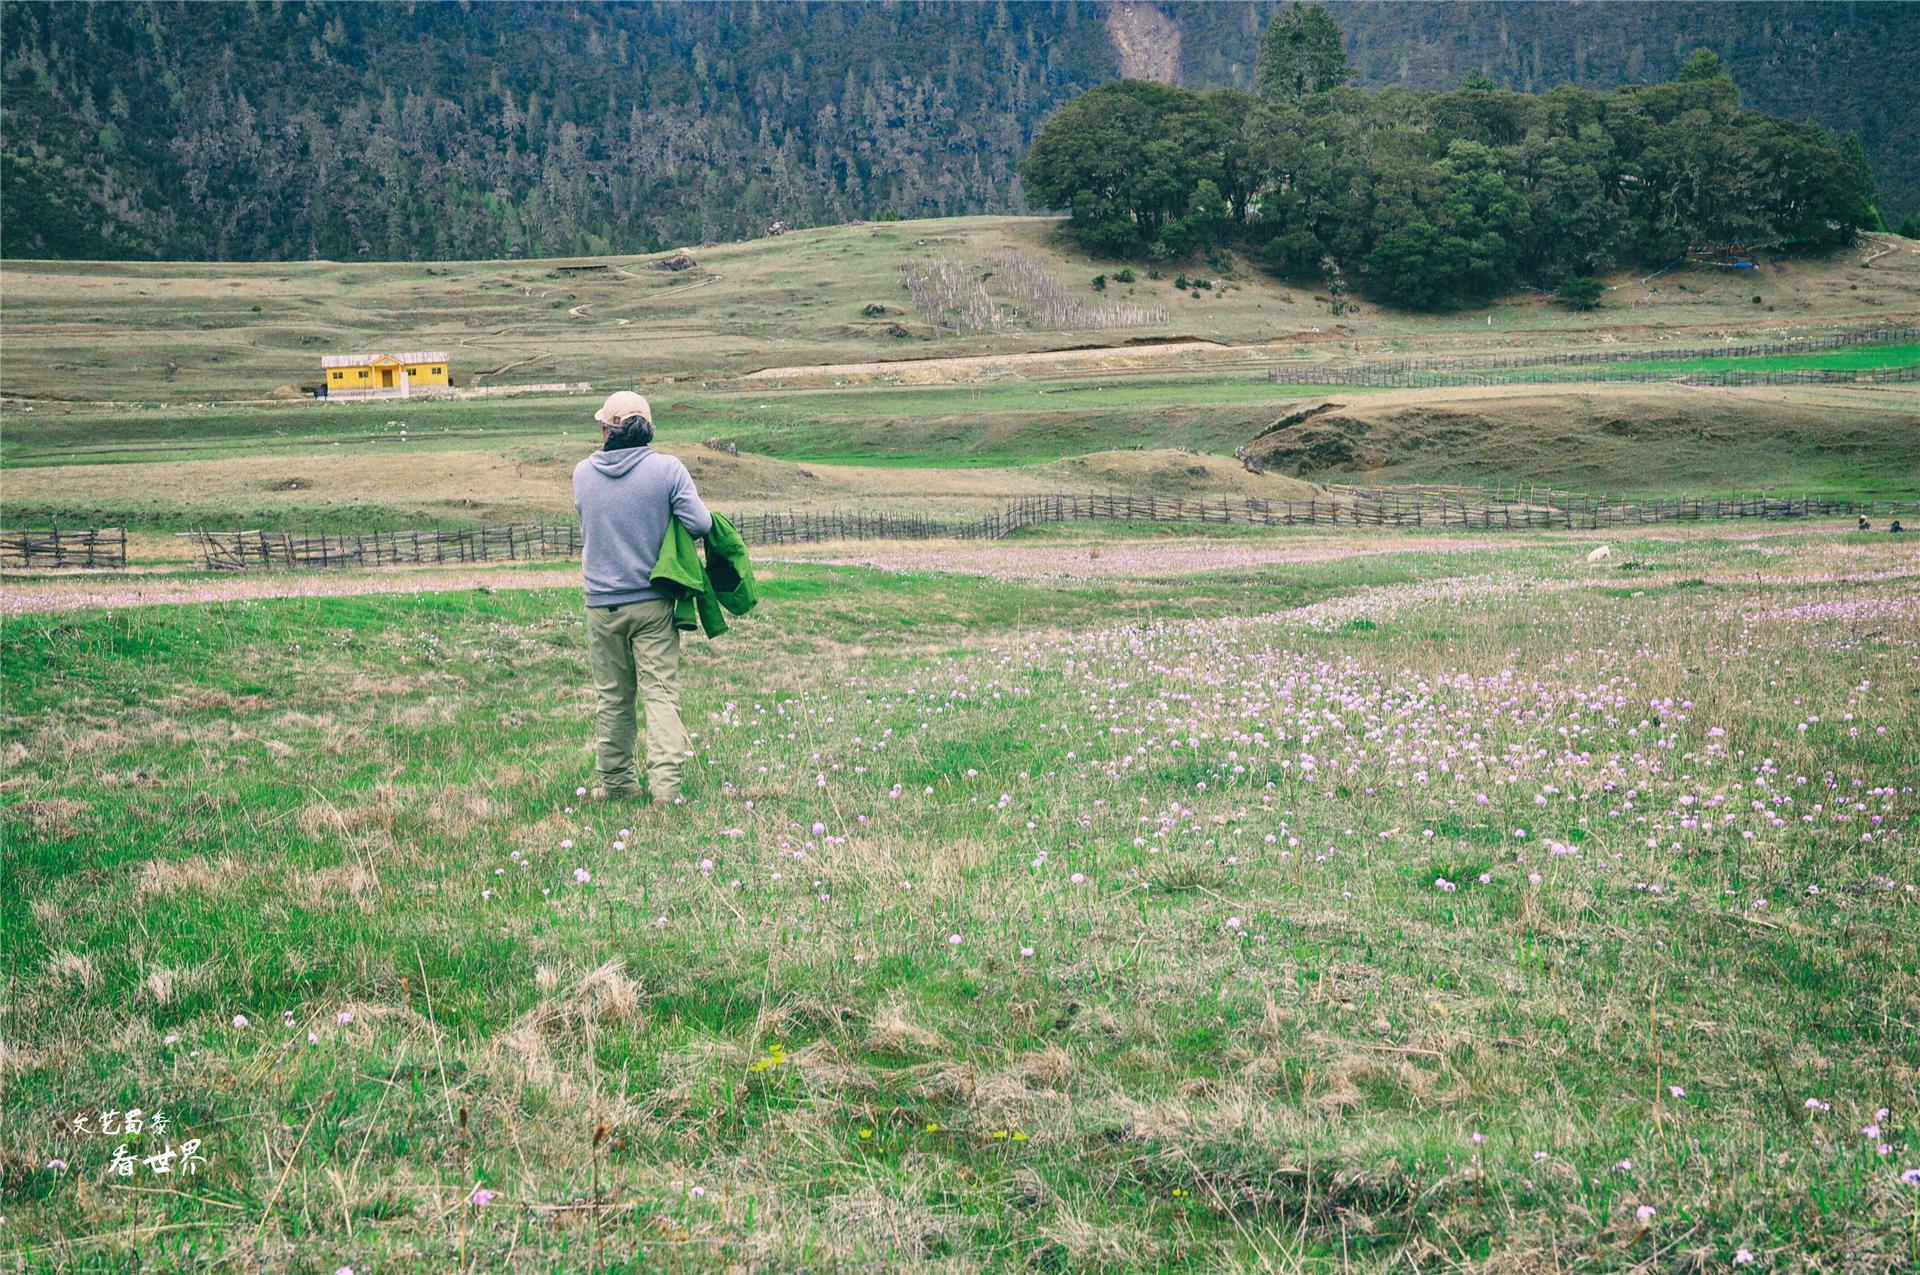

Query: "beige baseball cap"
left=594, top=390, right=652, bottom=428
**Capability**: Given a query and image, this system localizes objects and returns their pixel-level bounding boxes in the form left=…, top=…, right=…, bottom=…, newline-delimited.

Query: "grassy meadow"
left=5, top=525, right=1918, bottom=1271
left=4, top=218, right=1919, bottom=1272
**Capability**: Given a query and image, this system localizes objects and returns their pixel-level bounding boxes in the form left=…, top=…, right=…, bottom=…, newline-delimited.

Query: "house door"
left=380, top=368, right=395, bottom=388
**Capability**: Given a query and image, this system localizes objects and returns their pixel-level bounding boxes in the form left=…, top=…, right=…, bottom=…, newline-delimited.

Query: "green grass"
left=5, top=530, right=1918, bottom=1270
left=0, top=376, right=1375, bottom=472
left=1493, top=341, right=1920, bottom=382
left=678, top=379, right=1375, bottom=468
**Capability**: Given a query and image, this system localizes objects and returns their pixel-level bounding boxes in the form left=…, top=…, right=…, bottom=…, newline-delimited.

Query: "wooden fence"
left=0, top=527, right=127, bottom=569
left=186, top=524, right=582, bottom=570
left=1270, top=325, right=1919, bottom=387
left=179, top=491, right=1919, bottom=569
left=1311, top=489, right=1916, bottom=530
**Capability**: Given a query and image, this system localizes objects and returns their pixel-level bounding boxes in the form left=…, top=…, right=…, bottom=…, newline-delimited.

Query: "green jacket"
left=650, top=511, right=759, bottom=638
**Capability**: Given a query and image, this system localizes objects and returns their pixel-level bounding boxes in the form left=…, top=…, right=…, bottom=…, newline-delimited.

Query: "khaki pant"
left=586, top=599, right=690, bottom=800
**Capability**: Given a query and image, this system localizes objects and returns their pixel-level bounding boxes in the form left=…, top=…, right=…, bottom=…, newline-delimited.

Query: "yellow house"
left=320, top=351, right=451, bottom=398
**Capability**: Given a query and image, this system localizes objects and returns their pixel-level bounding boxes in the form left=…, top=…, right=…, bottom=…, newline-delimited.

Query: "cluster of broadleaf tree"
left=1019, top=6, right=1882, bottom=310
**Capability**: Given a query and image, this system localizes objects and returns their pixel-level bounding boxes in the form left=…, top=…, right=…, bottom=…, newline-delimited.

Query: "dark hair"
left=603, top=412, right=654, bottom=451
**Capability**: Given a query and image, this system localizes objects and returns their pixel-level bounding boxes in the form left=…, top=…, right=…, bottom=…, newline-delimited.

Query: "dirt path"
left=747, top=339, right=1238, bottom=384
left=2, top=535, right=1515, bottom=614
left=12, top=526, right=1885, bottom=614
left=779, top=537, right=1505, bottom=580
left=470, top=349, right=553, bottom=382
left=0, top=564, right=585, bottom=615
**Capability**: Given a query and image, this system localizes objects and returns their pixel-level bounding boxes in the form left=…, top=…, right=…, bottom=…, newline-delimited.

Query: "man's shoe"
left=592, top=785, right=644, bottom=803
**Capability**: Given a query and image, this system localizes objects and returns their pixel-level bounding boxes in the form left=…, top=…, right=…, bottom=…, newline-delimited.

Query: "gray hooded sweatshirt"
left=572, top=446, right=713, bottom=607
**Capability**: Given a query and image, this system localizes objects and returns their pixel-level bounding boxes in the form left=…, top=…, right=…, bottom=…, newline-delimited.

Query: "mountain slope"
left=2, top=1, right=1914, bottom=262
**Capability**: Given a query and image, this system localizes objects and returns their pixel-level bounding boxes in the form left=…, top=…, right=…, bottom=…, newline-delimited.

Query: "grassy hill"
left=1239, top=384, right=1920, bottom=495
left=6, top=216, right=1918, bottom=403
left=3, top=217, right=1917, bottom=535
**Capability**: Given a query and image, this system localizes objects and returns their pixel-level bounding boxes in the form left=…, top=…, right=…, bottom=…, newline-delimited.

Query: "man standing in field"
left=574, top=391, right=712, bottom=804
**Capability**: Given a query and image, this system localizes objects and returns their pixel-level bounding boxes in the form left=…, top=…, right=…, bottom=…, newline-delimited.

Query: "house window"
left=330, top=371, right=343, bottom=380
left=358, top=369, right=369, bottom=379
left=433, top=367, right=443, bottom=374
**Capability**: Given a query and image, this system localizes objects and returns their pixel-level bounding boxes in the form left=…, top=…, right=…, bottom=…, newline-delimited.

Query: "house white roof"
left=321, top=351, right=451, bottom=368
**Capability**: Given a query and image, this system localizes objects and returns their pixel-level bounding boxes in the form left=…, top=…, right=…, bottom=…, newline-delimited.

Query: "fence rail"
left=177, top=490, right=1919, bottom=570
left=1269, top=325, right=1920, bottom=387
left=0, top=527, right=127, bottom=569
left=186, top=524, right=582, bottom=571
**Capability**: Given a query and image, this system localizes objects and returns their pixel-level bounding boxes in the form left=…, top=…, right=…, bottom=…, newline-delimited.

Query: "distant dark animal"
left=1891, top=520, right=1905, bottom=534
left=1858, top=516, right=1871, bottom=530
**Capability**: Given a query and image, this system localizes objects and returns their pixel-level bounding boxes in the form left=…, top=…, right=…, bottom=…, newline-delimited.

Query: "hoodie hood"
left=588, top=445, right=652, bottom=478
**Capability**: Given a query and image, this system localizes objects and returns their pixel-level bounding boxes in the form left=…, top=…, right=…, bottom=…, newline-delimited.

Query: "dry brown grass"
left=864, top=998, right=948, bottom=1058
left=289, top=863, right=381, bottom=906
left=45, top=950, right=102, bottom=992
left=1041, top=1206, right=1161, bottom=1268
left=1041, top=449, right=1321, bottom=500
left=131, top=854, right=238, bottom=902
left=4, top=796, right=90, bottom=838
left=297, top=784, right=399, bottom=838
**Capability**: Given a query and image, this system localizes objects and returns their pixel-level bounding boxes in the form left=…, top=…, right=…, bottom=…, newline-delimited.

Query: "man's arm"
left=670, top=460, right=714, bottom=538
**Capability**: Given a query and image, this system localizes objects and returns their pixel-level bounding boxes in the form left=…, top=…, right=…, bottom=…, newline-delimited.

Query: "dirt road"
left=1, top=536, right=1508, bottom=613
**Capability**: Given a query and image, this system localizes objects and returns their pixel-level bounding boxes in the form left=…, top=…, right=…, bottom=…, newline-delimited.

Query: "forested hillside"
left=2, top=0, right=1914, bottom=262
left=0, top=1, right=1120, bottom=260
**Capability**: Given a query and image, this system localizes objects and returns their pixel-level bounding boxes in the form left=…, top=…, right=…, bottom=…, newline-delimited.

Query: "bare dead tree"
left=900, top=252, right=1166, bottom=333
left=899, top=257, right=1006, bottom=333
left=987, top=251, right=1166, bottom=330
